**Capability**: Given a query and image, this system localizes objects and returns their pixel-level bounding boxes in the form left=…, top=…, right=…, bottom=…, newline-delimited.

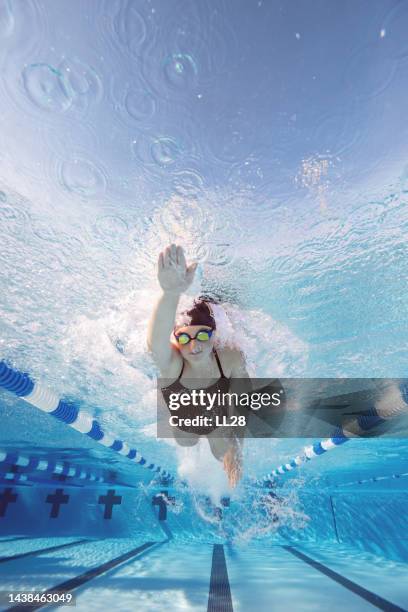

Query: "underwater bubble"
left=163, top=53, right=198, bottom=90
left=296, top=155, right=331, bottom=190
left=22, top=63, right=73, bottom=113
left=59, top=158, right=107, bottom=198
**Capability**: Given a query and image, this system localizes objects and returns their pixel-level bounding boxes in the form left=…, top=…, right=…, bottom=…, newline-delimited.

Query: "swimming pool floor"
left=0, top=537, right=407, bottom=611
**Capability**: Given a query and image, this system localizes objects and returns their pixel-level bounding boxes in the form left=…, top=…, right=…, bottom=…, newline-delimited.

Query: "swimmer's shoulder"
left=215, top=347, right=247, bottom=377
left=158, top=347, right=183, bottom=381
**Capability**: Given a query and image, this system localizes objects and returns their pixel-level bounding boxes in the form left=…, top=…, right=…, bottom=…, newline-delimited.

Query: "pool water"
left=1, top=0, right=408, bottom=609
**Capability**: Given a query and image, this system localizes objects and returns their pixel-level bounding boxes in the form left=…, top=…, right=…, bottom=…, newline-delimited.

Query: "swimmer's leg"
left=207, top=434, right=230, bottom=461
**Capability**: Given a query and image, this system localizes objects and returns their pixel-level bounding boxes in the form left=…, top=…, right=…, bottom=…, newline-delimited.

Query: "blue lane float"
left=336, top=470, right=408, bottom=488
left=0, top=449, right=105, bottom=483
left=257, top=432, right=350, bottom=484
left=0, top=472, right=29, bottom=484
left=257, top=401, right=398, bottom=485
left=0, top=360, right=173, bottom=482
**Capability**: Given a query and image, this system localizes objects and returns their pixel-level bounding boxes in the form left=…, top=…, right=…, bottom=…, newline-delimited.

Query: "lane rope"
left=256, top=388, right=408, bottom=485
left=0, top=361, right=173, bottom=483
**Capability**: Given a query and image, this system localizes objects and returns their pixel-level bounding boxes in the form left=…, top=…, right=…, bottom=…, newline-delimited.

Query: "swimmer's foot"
left=223, top=443, right=243, bottom=488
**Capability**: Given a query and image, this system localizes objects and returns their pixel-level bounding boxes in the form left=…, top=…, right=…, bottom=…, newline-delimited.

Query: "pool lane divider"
left=0, top=361, right=173, bottom=483
left=0, top=449, right=104, bottom=484
left=336, top=470, right=408, bottom=487
left=0, top=473, right=30, bottom=485
left=257, top=430, right=350, bottom=484
left=257, top=399, right=402, bottom=485
left=207, top=544, right=233, bottom=612
left=283, top=546, right=407, bottom=612
left=6, top=540, right=164, bottom=612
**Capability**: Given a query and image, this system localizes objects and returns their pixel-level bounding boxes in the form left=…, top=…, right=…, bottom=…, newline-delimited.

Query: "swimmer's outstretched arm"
left=147, top=244, right=197, bottom=372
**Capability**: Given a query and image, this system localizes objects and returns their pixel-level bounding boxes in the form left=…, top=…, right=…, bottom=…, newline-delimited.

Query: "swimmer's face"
left=173, top=325, right=215, bottom=362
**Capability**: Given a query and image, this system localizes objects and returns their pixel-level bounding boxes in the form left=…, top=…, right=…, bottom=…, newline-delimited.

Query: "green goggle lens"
left=196, top=331, right=211, bottom=341
left=175, top=329, right=212, bottom=345
left=177, top=334, right=190, bottom=345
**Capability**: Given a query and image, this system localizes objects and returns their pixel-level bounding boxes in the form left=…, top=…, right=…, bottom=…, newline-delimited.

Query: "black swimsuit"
left=160, top=349, right=230, bottom=435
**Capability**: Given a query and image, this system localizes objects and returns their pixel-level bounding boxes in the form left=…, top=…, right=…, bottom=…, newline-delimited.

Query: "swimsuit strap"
left=213, top=348, right=227, bottom=379
left=177, top=360, right=185, bottom=380
left=177, top=349, right=226, bottom=380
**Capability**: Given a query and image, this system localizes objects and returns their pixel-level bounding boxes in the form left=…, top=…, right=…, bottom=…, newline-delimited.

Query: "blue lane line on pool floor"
left=283, top=545, right=407, bottom=612
left=207, top=544, right=233, bottom=612
left=0, top=539, right=89, bottom=564
left=6, top=540, right=164, bottom=612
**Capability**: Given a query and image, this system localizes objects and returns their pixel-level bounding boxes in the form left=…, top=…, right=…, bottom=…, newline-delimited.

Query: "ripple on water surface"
left=57, top=157, right=108, bottom=199
left=343, top=40, right=398, bottom=101
left=380, top=2, right=408, bottom=61
left=0, top=0, right=45, bottom=60
left=17, top=55, right=102, bottom=122
left=113, top=82, right=157, bottom=126
left=108, top=0, right=149, bottom=57
left=22, top=63, right=73, bottom=113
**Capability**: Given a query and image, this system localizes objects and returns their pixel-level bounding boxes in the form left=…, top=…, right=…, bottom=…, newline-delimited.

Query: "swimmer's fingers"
left=158, top=244, right=196, bottom=291
left=163, top=246, right=171, bottom=267
left=170, top=243, right=177, bottom=263
left=186, top=262, right=198, bottom=285
left=177, top=245, right=186, bottom=269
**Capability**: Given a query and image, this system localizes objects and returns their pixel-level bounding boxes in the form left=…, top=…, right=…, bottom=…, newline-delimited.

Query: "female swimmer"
left=147, top=244, right=250, bottom=488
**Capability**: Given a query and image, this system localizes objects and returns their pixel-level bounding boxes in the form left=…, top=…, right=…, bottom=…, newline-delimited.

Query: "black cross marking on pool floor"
left=98, top=489, right=122, bottom=519
left=46, top=489, right=69, bottom=518
left=0, top=488, right=18, bottom=518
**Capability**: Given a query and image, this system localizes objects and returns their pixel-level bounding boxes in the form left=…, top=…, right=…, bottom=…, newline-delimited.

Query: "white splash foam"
left=176, top=438, right=230, bottom=504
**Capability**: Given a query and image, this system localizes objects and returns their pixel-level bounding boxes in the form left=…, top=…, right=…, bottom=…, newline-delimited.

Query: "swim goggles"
left=173, top=328, right=214, bottom=345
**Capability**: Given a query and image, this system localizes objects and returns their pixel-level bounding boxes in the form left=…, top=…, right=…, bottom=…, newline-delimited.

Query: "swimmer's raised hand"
left=147, top=244, right=196, bottom=370
left=158, top=244, right=198, bottom=295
